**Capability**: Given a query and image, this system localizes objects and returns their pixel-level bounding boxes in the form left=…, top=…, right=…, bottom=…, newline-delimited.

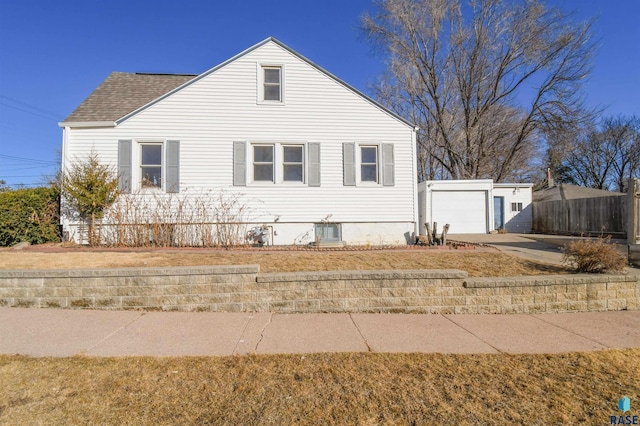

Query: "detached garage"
left=418, top=180, right=532, bottom=235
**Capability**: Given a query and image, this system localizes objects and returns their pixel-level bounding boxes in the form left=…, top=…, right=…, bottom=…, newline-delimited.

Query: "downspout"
left=411, top=126, right=420, bottom=242
left=61, top=126, right=69, bottom=175
left=60, top=126, right=69, bottom=238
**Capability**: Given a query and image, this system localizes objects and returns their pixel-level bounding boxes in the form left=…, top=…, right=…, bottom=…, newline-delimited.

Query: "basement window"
left=315, top=223, right=341, bottom=242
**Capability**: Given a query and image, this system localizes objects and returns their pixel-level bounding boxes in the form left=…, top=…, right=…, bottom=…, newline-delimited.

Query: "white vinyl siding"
left=64, top=40, right=416, bottom=233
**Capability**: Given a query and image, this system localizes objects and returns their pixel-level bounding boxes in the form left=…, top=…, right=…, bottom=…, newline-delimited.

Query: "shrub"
left=100, top=189, right=252, bottom=247
left=0, top=186, right=60, bottom=246
left=561, top=236, right=626, bottom=273
left=62, top=151, right=119, bottom=246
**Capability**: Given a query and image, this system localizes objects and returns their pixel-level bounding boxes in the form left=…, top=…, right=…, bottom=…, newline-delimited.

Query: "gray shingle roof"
left=63, top=72, right=197, bottom=123
left=533, top=183, right=625, bottom=202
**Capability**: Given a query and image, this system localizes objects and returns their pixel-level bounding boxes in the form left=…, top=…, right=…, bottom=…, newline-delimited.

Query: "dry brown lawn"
left=1, top=350, right=638, bottom=425
left=0, top=247, right=567, bottom=277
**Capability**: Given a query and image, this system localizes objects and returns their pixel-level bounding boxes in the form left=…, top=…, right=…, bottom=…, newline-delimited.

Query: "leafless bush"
left=98, top=189, right=252, bottom=247
left=561, top=236, right=626, bottom=273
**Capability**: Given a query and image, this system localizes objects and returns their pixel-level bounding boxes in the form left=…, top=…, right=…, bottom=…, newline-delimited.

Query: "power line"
left=0, top=153, right=58, bottom=165
left=1, top=164, right=57, bottom=171
left=0, top=101, right=60, bottom=121
left=1, top=175, right=52, bottom=178
left=0, top=95, right=62, bottom=120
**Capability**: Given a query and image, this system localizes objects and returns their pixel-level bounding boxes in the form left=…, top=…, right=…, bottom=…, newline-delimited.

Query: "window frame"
left=252, top=144, right=275, bottom=183
left=315, top=223, right=342, bottom=243
left=257, top=64, right=285, bottom=104
left=359, top=144, right=379, bottom=184
left=249, top=142, right=306, bottom=185
left=282, top=144, right=304, bottom=183
left=139, top=142, right=163, bottom=190
left=511, top=202, right=523, bottom=212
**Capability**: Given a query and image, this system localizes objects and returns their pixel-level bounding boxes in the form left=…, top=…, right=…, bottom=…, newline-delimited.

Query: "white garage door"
left=431, top=191, right=488, bottom=233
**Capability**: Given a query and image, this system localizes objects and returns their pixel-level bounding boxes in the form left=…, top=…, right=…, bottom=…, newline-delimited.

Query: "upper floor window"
left=141, top=144, right=162, bottom=188
left=263, top=66, right=281, bottom=102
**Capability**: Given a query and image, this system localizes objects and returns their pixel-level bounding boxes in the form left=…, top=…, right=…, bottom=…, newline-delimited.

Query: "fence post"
left=627, top=178, right=640, bottom=266
left=627, top=179, right=639, bottom=244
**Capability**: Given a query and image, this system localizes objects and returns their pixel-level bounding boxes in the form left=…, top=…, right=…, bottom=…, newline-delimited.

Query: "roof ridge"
left=134, top=72, right=199, bottom=76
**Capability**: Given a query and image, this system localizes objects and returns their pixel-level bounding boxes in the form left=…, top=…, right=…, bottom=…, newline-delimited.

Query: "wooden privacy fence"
left=532, top=195, right=626, bottom=237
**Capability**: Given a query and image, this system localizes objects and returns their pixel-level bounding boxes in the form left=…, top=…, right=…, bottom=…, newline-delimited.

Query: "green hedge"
left=0, top=187, right=61, bottom=246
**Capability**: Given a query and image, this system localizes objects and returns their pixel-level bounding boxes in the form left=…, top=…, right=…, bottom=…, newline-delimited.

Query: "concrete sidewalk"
left=1, top=308, right=639, bottom=357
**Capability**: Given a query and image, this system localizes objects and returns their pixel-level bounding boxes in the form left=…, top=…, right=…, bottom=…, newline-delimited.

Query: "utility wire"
left=1, top=164, right=57, bottom=171
left=0, top=101, right=60, bottom=121
left=0, top=95, right=62, bottom=120
left=0, top=153, right=58, bottom=165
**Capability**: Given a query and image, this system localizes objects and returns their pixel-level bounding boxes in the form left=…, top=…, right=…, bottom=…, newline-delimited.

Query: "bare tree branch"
left=362, top=0, right=596, bottom=182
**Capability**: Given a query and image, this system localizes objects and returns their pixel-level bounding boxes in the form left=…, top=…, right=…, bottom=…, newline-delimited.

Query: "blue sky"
left=0, top=0, right=638, bottom=187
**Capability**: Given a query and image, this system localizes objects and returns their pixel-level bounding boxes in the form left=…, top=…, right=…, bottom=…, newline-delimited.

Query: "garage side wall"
left=493, top=185, right=533, bottom=233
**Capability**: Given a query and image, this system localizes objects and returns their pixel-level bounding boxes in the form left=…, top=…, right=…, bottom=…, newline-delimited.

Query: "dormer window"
left=263, top=67, right=281, bottom=101
left=258, top=65, right=284, bottom=103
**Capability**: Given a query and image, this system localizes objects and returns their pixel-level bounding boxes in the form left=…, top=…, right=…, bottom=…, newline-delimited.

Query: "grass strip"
left=1, top=350, right=638, bottom=425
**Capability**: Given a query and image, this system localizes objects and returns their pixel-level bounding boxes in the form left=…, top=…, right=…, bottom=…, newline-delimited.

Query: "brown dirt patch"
left=1, top=350, right=638, bottom=424
left=0, top=245, right=567, bottom=277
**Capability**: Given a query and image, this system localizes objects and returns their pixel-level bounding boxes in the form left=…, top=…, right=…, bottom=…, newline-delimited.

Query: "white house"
left=59, top=37, right=419, bottom=246
left=418, top=180, right=533, bottom=234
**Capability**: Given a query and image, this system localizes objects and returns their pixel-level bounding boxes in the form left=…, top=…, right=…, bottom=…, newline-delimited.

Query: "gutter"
left=58, top=121, right=117, bottom=128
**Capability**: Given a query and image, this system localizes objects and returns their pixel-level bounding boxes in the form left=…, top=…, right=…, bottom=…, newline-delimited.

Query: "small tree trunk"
left=441, top=224, right=450, bottom=246
left=425, top=223, right=433, bottom=245
left=432, top=222, right=438, bottom=245
left=90, top=212, right=96, bottom=247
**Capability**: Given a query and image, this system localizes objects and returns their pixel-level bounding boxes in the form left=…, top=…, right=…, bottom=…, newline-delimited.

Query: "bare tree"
left=554, top=115, right=640, bottom=191
left=362, top=0, right=595, bottom=182
left=605, top=116, right=640, bottom=192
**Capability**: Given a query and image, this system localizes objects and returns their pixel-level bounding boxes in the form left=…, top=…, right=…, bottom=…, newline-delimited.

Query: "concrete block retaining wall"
left=0, top=266, right=638, bottom=313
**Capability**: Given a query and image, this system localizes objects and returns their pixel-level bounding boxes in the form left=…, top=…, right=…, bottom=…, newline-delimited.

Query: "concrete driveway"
left=448, top=233, right=567, bottom=265
left=449, top=233, right=630, bottom=268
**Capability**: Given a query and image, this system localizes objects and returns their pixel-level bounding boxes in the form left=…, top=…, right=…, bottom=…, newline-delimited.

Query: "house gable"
left=60, top=37, right=413, bottom=130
